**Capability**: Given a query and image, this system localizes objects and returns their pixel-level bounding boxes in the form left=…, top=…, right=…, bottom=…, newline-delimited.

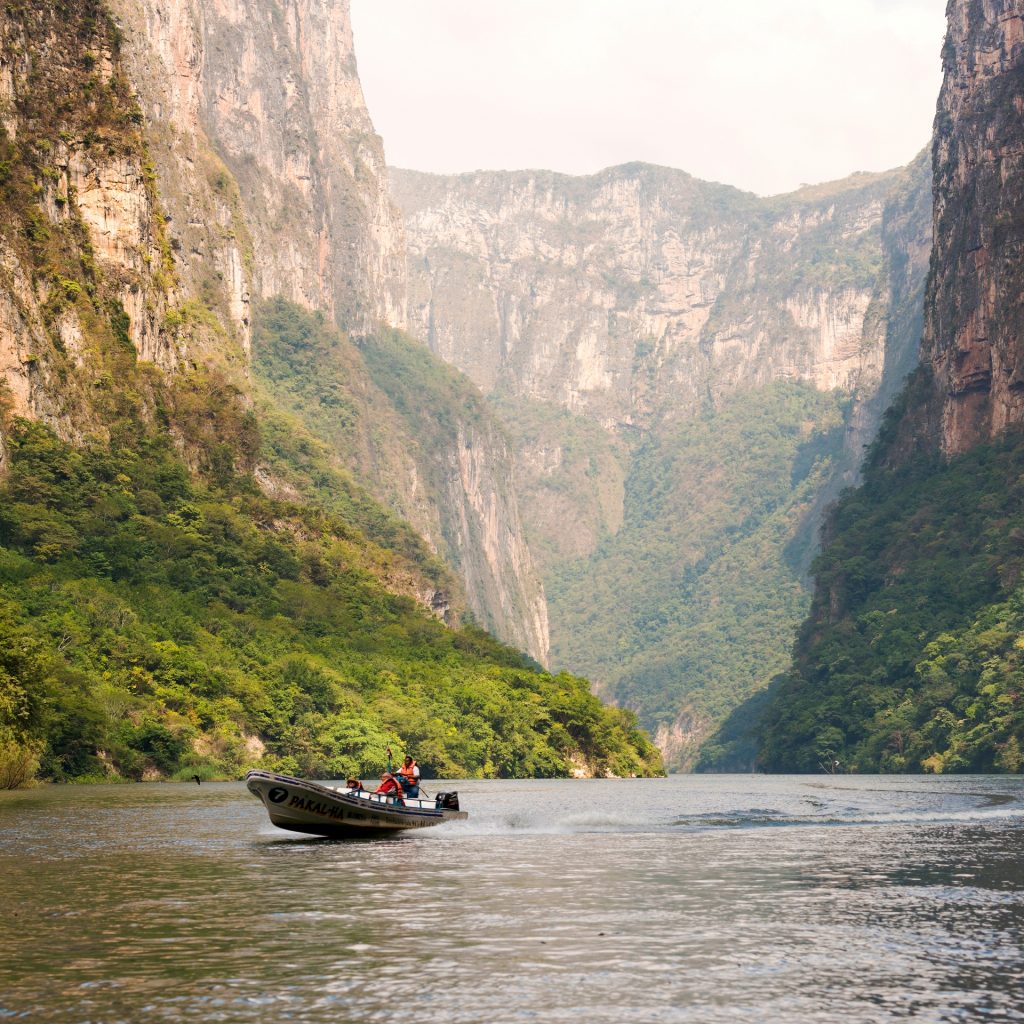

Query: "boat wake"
left=415, top=807, right=1024, bottom=841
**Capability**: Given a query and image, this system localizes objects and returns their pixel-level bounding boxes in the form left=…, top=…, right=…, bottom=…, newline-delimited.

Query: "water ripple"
left=1, top=776, right=1023, bottom=1023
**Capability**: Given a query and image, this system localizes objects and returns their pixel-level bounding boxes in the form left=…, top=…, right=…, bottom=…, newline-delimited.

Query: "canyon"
left=2, top=0, right=1021, bottom=776
left=393, top=156, right=932, bottom=767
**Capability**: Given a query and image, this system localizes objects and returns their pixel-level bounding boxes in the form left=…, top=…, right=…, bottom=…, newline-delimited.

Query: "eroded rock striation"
left=923, top=0, right=1024, bottom=454
left=0, top=0, right=548, bottom=661
left=395, top=165, right=910, bottom=434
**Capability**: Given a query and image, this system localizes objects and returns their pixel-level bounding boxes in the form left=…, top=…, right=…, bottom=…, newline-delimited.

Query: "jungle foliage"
left=0, top=418, right=662, bottom=784
left=743, top=429, right=1024, bottom=773
left=548, top=382, right=850, bottom=769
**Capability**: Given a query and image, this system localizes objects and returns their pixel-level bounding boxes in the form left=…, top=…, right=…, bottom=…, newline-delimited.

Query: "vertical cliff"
left=923, top=0, right=1024, bottom=454
left=110, top=0, right=406, bottom=337
left=0, top=0, right=550, bottom=661
left=0, top=0, right=230, bottom=441
left=746, top=0, right=1024, bottom=774
left=394, top=165, right=906, bottom=434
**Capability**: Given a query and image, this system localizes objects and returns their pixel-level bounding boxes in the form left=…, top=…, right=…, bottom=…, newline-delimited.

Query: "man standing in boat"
left=397, top=755, right=420, bottom=798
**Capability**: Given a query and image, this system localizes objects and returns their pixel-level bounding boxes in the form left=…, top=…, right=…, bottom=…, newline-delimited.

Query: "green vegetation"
left=253, top=301, right=454, bottom=589
left=253, top=298, right=490, bottom=565
left=548, top=383, right=849, bottom=769
left=0, top=5, right=662, bottom=787
left=253, top=298, right=537, bottom=642
left=0, top=419, right=662, bottom=785
left=487, top=395, right=628, bottom=572
left=744, top=427, right=1024, bottom=773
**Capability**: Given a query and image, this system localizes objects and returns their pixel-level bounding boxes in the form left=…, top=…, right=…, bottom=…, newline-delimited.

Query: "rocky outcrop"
left=112, top=0, right=405, bottom=337
left=924, top=0, right=1024, bottom=454
left=109, top=0, right=252, bottom=360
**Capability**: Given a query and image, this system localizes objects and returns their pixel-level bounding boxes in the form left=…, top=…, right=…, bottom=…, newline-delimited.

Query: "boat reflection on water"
left=245, top=769, right=467, bottom=838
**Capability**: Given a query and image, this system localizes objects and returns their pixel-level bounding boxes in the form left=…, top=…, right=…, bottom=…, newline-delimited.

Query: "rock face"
left=394, top=162, right=932, bottom=574
left=0, top=2, right=191, bottom=439
left=0, top=0, right=546, bottom=660
left=111, top=0, right=406, bottom=339
left=443, top=421, right=549, bottom=660
left=923, top=0, right=1024, bottom=455
left=394, top=165, right=906, bottom=434
left=116, top=0, right=550, bottom=661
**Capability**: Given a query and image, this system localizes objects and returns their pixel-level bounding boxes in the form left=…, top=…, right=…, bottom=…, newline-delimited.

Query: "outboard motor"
left=435, top=791, right=460, bottom=811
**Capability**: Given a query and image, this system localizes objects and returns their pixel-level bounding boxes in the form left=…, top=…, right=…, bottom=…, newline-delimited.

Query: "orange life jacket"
left=398, top=760, right=418, bottom=782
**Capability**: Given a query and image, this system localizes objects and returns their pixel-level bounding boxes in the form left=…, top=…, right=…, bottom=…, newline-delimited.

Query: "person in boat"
left=372, top=772, right=404, bottom=804
left=397, top=755, right=420, bottom=798
left=345, top=777, right=364, bottom=792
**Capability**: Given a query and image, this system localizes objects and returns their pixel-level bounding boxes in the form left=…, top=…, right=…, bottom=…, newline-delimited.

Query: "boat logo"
left=268, top=787, right=289, bottom=804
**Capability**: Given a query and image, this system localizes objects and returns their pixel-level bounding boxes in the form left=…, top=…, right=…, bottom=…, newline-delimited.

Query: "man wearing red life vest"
left=372, top=772, right=403, bottom=803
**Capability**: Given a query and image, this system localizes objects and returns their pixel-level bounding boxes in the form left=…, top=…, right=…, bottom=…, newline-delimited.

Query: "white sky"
left=350, top=0, right=947, bottom=197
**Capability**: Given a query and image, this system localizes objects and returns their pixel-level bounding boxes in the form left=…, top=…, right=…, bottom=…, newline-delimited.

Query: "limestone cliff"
left=0, top=1, right=208, bottom=440
left=394, top=165, right=905, bottom=434
left=0, top=0, right=549, bottom=660
left=922, top=0, right=1024, bottom=454
left=109, top=0, right=405, bottom=339
left=107, top=0, right=547, bottom=659
left=393, top=163, right=930, bottom=572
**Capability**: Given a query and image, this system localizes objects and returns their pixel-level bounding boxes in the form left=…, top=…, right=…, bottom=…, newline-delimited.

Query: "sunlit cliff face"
left=924, top=0, right=1024, bottom=455
left=114, top=0, right=407, bottom=336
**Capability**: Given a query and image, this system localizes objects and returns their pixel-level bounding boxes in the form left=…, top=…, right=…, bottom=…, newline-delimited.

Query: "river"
left=2, top=775, right=1023, bottom=1023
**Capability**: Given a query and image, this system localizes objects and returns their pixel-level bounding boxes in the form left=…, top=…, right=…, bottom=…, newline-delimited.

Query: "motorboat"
left=245, top=769, right=467, bottom=838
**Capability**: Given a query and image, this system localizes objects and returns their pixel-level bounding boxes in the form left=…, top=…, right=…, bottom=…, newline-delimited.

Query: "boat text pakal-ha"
left=245, top=770, right=467, bottom=838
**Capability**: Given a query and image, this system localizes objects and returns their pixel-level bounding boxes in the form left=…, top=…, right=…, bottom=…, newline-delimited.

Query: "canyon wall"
left=0, top=2, right=208, bottom=445
left=394, top=165, right=908, bottom=434
left=110, top=0, right=407, bottom=341
left=115, top=0, right=549, bottom=661
left=923, top=0, right=1024, bottom=454
left=0, top=0, right=548, bottom=661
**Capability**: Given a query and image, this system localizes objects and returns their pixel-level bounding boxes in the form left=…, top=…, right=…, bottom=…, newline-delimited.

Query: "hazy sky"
left=351, top=0, right=947, bottom=197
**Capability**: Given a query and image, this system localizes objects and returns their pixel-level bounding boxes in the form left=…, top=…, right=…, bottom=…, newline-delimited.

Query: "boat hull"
left=245, top=770, right=467, bottom=838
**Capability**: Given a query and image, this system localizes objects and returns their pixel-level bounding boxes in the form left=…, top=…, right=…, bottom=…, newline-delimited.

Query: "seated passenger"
left=373, top=772, right=404, bottom=803
left=345, top=777, right=364, bottom=792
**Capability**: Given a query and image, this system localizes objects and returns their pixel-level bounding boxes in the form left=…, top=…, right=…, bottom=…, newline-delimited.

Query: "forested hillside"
left=0, top=0, right=662, bottom=785
left=548, top=384, right=848, bottom=768
left=0, top=409, right=660, bottom=783
left=746, top=409, right=1024, bottom=773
